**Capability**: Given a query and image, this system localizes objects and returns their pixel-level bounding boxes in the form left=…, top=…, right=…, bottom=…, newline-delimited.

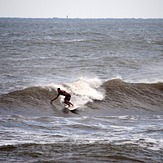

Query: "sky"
left=0, top=0, right=163, bottom=19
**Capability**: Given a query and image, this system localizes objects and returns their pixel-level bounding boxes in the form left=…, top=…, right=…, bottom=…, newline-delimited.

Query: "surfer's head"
left=57, top=88, right=60, bottom=91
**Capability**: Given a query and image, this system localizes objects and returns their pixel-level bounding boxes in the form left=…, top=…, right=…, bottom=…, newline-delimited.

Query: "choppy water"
left=0, top=18, right=163, bottom=162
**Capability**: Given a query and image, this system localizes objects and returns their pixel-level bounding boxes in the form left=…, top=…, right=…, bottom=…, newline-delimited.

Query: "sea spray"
left=50, top=77, right=105, bottom=107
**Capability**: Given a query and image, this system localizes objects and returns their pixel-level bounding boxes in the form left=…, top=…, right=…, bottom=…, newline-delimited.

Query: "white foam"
left=49, top=77, right=105, bottom=107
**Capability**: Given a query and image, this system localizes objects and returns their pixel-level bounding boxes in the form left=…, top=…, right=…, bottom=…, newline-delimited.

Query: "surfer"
left=51, top=88, right=73, bottom=107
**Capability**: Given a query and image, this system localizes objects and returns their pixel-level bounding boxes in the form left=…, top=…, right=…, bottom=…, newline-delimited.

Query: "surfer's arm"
left=50, top=93, right=60, bottom=104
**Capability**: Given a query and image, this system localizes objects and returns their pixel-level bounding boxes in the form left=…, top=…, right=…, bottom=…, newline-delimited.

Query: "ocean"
left=0, top=18, right=163, bottom=163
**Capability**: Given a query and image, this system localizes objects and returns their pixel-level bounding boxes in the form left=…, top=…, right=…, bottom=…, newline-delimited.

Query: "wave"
left=1, top=142, right=161, bottom=163
left=101, top=79, right=163, bottom=112
left=0, top=78, right=163, bottom=116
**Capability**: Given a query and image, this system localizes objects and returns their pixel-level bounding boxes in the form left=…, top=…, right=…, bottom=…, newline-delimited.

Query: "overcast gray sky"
left=0, top=0, right=163, bottom=18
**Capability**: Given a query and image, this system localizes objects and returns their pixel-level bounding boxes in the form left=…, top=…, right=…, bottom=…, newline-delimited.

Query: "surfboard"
left=62, top=104, right=78, bottom=114
left=68, top=106, right=79, bottom=111
left=64, top=104, right=79, bottom=111
left=60, top=101, right=78, bottom=110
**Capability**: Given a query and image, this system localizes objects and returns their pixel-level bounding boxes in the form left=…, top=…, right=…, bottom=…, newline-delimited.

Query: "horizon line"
left=0, top=17, right=163, bottom=20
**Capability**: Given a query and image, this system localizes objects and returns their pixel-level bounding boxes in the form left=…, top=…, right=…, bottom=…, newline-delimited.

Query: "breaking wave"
left=0, top=78, right=163, bottom=116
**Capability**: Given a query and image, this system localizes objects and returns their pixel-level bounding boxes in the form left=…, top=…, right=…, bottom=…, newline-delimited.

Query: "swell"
left=101, top=79, right=163, bottom=112
left=0, top=79, right=163, bottom=116
left=1, top=142, right=162, bottom=163
left=0, top=86, right=58, bottom=116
